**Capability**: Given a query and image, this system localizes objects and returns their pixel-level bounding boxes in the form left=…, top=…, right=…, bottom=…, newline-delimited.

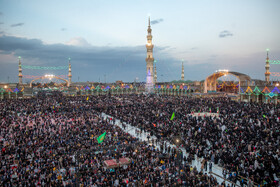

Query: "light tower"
left=18, top=56, right=23, bottom=85
left=146, top=16, right=154, bottom=92
left=154, top=60, right=157, bottom=83
left=181, top=60, right=184, bottom=81
left=265, top=49, right=270, bottom=83
left=68, top=58, right=72, bottom=87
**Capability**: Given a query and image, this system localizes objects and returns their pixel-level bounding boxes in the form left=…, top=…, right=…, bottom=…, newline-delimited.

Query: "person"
left=1, top=92, right=279, bottom=186
left=147, top=134, right=150, bottom=142
left=209, top=161, right=213, bottom=172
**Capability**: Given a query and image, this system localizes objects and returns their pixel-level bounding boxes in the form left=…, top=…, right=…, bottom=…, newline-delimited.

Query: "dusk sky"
left=0, top=0, right=280, bottom=83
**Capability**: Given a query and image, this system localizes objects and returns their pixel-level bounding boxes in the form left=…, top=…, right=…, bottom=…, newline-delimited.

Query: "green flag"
left=170, top=112, right=175, bottom=120
left=263, top=115, right=266, bottom=118
left=97, top=132, right=106, bottom=143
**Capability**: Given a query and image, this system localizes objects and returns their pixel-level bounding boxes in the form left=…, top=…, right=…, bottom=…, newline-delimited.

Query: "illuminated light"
left=44, top=74, right=55, bottom=80
left=217, top=69, right=229, bottom=72
left=271, top=72, right=280, bottom=77
left=270, top=60, right=280, bottom=64
left=18, top=56, right=21, bottom=59
left=68, top=57, right=71, bottom=60
left=266, top=48, right=270, bottom=51
left=276, top=83, right=279, bottom=87
left=4, top=85, right=8, bottom=89
left=22, top=65, right=68, bottom=70
left=154, top=60, right=157, bottom=63
left=176, top=139, right=179, bottom=143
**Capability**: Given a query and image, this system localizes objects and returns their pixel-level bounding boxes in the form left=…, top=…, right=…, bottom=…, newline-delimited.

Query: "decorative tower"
left=68, top=58, right=72, bottom=87
left=265, top=49, right=270, bottom=83
left=154, top=60, right=157, bottom=83
left=146, top=16, right=154, bottom=92
left=181, top=60, right=184, bottom=81
left=18, top=56, right=23, bottom=85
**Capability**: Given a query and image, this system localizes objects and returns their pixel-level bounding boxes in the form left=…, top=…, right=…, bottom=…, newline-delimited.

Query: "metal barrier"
left=209, top=172, right=241, bottom=187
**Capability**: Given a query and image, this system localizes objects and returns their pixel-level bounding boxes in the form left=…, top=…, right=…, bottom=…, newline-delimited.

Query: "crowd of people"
left=95, top=94, right=280, bottom=186
left=1, top=92, right=221, bottom=186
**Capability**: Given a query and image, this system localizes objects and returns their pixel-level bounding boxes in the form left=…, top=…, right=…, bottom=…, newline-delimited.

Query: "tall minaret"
left=68, top=58, right=72, bottom=87
left=18, top=56, right=23, bottom=85
left=181, top=60, right=184, bottom=81
left=265, top=49, right=270, bottom=83
left=146, top=16, right=154, bottom=92
left=154, top=60, right=157, bottom=83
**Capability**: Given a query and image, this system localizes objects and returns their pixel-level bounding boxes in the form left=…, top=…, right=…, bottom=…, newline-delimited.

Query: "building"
left=145, top=17, right=154, bottom=93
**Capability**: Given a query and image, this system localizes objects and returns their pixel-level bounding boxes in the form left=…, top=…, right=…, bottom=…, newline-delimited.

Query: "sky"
left=0, top=0, right=280, bottom=83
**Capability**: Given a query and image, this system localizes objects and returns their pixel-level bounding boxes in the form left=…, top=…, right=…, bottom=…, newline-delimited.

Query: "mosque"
left=0, top=18, right=279, bottom=103
left=144, top=17, right=279, bottom=103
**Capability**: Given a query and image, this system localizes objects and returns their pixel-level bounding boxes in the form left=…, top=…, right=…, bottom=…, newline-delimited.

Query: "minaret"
left=181, top=61, right=184, bottom=81
left=18, top=56, right=23, bottom=85
left=68, top=58, right=72, bottom=87
left=146, top=16, right=154, bottom=92
left=154, top=60, right=157, bottom=83
left=265, top=49, right=270, bottom=83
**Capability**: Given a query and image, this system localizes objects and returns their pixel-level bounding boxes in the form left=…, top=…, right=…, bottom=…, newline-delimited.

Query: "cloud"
left=66, top=37, right=91, bottom=47
left=1, top=35, right=237, bottom=82
left=0, top=31, right=5, bottom=35
left=0, top=35, right=178, bottom=82
left=219, top=30, right=233, bottom=38
left=0, top=22, right=3, bottom=25
left=151, top=18, right=164, bottom=25
left=10, top=23, right=24, bottom=27
left=0, top=12, right=3, bottom=16
left=61, top=28, right=67, bottom=31
left=0, top=35, right=42, bottom=51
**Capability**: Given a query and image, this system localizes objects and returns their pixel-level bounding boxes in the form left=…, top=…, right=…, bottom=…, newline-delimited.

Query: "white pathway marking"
left=102, top=113, right=236, bottom=186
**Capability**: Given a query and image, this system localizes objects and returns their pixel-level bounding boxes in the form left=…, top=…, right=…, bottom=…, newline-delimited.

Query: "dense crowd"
left=95, top=94, right=280, bottom=186
left=1, top=92, right=221, bottom=186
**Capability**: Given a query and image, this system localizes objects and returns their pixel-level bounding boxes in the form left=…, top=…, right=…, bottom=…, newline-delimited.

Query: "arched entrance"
left=204, top=70, right=251, bottom=93
left=30, top=74, right=70, bottom=87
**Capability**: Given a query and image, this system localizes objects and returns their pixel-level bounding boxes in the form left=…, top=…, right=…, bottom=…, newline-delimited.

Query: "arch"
left=204, top=70, right=251, bottom=93
left=30, top=75, right=69, bottom=88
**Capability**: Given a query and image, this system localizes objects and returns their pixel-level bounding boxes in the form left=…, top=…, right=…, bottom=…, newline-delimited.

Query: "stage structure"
left=204, top=70, right=251, bottom=93
left=18, top=57, right=72, bottom=88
